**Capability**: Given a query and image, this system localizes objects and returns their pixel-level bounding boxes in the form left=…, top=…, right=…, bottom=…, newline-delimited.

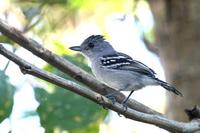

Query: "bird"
left=69, top=35, right=182, bottom=109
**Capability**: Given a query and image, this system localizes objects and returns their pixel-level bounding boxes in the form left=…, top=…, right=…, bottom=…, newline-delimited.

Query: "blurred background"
left=0, top=0, right=200, bottom=133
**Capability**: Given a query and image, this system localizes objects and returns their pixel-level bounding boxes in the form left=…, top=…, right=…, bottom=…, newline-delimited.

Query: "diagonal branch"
left=0, top=44, right=200, bottom=133
left=0, top=44, right=100, bottom=101
left=0, top=19, right=161, bottom=115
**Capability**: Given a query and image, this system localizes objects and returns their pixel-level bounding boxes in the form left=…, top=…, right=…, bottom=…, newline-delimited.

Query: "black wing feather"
left=101, top=52, right=156, bottom=78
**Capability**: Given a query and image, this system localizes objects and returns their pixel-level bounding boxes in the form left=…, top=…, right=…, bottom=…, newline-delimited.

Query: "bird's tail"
left=155, top=78, right=183, bottom=96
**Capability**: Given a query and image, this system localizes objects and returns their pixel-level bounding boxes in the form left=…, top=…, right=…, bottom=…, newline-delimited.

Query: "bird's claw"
left=105, top=95, right=117, bottom=104
left=122, top=102, right=128, bottom=112
left=117, top=112, right=122, bottom=117
left=117, top=103, right=128, bottom=117
left=121, top=100, right=128, bottom=113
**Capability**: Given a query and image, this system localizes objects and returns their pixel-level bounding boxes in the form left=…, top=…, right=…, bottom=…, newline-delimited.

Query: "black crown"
left=83, top=35, right=105, bottom=44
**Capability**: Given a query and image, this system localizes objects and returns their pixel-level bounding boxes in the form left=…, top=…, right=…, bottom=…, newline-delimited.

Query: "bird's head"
left=69, top=35, right=115, bottom=58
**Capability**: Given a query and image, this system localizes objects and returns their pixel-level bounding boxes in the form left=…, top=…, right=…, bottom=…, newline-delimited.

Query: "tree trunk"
left=148, top=0, right=200, bottom=121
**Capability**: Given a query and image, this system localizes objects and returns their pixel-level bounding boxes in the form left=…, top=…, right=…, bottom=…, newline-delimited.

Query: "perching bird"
left=69, top=35, right=182, bottom=108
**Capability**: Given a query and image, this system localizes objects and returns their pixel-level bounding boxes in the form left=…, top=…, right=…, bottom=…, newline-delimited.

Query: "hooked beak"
left=69, top=46, right=81, bottom=51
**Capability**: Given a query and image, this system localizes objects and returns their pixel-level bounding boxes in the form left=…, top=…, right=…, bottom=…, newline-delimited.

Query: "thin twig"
left=0, top=44, right=200, bottom=132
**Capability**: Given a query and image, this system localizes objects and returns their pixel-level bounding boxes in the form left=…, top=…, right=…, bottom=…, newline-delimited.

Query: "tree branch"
left=0, top=18, right=161, bottom=116
left=0, top=44, right=200, bottom=133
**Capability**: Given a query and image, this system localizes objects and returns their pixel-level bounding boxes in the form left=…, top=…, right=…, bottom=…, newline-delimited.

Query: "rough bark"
left=149, top=0, right=200, bottom=121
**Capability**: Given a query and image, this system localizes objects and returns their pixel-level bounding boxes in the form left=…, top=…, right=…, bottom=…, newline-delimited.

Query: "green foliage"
left=0, top=36, right=15, bottom=45
left=13, top=0, right=134, bottom=35
left=14, top=0, right=81, bottom=31
left=34, top=55, right=107, bottom=133
left=34, top=87, right=107, bottom=133
left=0, top=71, right=15, bottom=123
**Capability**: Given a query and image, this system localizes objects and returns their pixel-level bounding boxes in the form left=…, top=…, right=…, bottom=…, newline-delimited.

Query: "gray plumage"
left=69, top=35, right=182, bottom=102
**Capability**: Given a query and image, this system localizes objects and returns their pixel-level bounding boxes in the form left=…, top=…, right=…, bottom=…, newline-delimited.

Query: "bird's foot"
left=104, top=90, right=121, bottom=104
left=105, top=94, right=117, bottom=104
left=117, top=112, right=122, bottom=117
left=116, top=100, right=129, bottom=117
left=121, top=100, right=128, bottom=113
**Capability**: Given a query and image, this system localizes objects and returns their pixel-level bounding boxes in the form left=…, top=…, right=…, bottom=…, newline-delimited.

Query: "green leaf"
left=0, top=71, right=15, bottom=123
left=34, top=87, right=107, bottom=133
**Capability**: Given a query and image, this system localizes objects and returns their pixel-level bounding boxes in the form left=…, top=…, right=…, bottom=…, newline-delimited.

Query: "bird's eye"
left=88, top=43, right=94, bottom=48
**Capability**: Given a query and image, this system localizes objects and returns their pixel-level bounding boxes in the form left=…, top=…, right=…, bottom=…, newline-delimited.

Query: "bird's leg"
left=121, top=90, right=134, bottom=112
left=105, top=89, right=134, bottom=115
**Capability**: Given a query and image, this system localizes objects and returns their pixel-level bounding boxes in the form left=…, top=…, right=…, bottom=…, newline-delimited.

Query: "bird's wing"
left=100, top=52, right=156, bottom=78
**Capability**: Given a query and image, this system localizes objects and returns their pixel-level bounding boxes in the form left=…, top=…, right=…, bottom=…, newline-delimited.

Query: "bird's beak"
left=69, top=46, right=81, bottom=51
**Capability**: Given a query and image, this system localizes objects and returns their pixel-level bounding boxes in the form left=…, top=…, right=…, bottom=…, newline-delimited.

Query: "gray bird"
left=69, top=35, right=182, bottom=108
